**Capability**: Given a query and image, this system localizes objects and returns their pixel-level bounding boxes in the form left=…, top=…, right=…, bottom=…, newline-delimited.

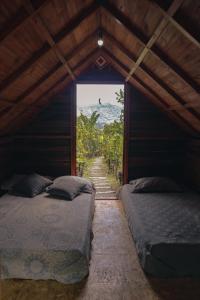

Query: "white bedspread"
left=0, top=192, right=94, bottom=283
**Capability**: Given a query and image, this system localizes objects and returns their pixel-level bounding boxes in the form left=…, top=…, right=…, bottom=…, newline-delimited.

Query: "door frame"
left=71, top=83, right=77, bottom=175
left=123, top=82, right=130, bottom=184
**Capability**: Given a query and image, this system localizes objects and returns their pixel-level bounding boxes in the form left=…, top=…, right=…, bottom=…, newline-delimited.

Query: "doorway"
left=76, top=83, right=124, bottom=191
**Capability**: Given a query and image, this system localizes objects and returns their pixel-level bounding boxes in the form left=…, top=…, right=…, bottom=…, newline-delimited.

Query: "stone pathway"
left=88, top=157, right=117, bottom=200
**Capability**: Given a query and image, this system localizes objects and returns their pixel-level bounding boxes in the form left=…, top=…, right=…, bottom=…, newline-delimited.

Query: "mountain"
left=78, top=103, right=122, bottom=128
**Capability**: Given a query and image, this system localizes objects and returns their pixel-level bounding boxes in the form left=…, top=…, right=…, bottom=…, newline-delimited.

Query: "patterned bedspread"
left=120, top=184, right=200, bottom=277
left=0, top=192, right=95, bottom=284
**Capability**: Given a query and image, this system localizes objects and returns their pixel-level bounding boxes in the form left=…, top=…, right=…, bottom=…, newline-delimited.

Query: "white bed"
left=0, top=191, right=95, bottom=284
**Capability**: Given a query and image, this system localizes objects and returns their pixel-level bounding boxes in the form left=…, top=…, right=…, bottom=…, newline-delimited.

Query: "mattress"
left=0, top=191, right=95, bottom=284
left=120, top=184, right=200, bottom=277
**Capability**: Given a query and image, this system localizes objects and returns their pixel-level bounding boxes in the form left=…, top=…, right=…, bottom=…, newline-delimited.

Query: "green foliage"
left=102, top=120, right=123, bottom=178
left=115, top=89, right=124, bottom=105
left=115, top=88, right=124, bottom=121
left=77, top=111, right=101, bottom=176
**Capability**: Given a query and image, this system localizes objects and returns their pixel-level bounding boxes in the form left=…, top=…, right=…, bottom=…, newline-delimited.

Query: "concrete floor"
left=1, top=200, right=200, bottom=300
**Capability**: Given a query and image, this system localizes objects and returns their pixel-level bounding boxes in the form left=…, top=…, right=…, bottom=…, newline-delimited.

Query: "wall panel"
left=184, top=139, right=200, bottom=190
left=14, top=84, right=75, bottom=177
left=127, top=85, right=186, bottom=181
left=0, top=137, right=13, bottom=182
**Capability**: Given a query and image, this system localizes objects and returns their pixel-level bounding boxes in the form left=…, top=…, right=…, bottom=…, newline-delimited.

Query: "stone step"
left=95, top=195, right=117, bottom=200
left=95, top=188, right=115, bottom=192
left=88, top=157, right=119, bottom=200
left=89, top=176, right=107, bottom=179
left=95, top=185, right=111, bottom=188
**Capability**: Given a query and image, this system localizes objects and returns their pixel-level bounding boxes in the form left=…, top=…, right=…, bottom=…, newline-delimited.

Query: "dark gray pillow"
left=67, top=176, right=94, bottom=194
left=10, top=173, right=52, bottom=197
left=46, top=176, right=94, bottom=200
left=1, top=174, right=26, bottom=191
left=129, top=177, right=183, bottom=193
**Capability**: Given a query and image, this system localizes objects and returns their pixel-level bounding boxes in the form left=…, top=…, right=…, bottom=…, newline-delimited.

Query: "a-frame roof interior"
left=0, top=0, right=199, bottom=136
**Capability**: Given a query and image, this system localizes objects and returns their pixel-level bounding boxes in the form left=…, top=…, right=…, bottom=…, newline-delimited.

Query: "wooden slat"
left=100, top=1, right=199, bottom=93
left=101, top=49, right=200, bottom=134
left=14, top=135, right=71, bottom=139
left=9, top=31, right=97, bottom=109
left=104, top=32, right=200, bottom=119
left=0, top=49, right=99, bottom=134
left=0, top=99, right=14, bottom=107
left=70, top=83, right=76, bottom=175
left=0, top=0, right=49, bottom=43
left=24, top=0, right=75, bottom=80
left=5, top=62, right=98, bottom=134
left=151, top=0, right=200, bottom=49
left=126, top=0, right=184, bottom=81
left=0, top=2, right=99, bottom=94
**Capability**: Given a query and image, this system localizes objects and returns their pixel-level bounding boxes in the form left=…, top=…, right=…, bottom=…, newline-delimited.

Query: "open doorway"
left=76, top=84, right=124, bottom=194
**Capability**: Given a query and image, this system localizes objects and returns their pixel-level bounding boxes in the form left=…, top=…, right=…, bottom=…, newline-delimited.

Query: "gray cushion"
left=129, top=177, right=183, bottom=193
left=10, top=173, right=52, bottom=197
left=47, top=176, right=94, bottom=200
left=1, top=174, right=26, bottom=191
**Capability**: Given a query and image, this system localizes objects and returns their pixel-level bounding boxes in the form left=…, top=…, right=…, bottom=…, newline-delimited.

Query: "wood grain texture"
left=0, top=137, right=13, bottom=182
left=13, top=85, right=75, bottom=177
left=126, top=85, right=186, bottom=181
left=184, top=138, right=200, bottom=190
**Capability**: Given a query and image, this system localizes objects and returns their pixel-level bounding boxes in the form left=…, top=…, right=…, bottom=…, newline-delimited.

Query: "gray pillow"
left=10, top=173, right=52, bottom=197
left=67, top=176, right=94, bottom=194
left=46, top=176, right=94, bottom=200
left=1, top=174, right=26, bottom=191
left=129, top=177, right=183, bottom=193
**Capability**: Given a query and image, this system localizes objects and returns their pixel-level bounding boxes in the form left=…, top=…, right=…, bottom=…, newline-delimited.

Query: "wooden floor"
left=1, top=200, right=200, bottom=300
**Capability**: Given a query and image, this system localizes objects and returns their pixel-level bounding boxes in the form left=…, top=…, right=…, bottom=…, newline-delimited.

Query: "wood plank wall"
left=127, top=85, right=186, bottom=182
left=0, top=137, right=13, bottom=182
left=14, top=85, right=74, bottom=178
left=184, top=139, right=200, bottom=190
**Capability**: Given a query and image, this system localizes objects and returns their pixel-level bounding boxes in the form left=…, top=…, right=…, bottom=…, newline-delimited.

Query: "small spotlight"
left=97, top=31, right=104, bottom=47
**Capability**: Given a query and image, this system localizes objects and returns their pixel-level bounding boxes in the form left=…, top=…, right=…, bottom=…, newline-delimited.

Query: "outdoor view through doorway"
left=76, top=84, right=124, bottom=198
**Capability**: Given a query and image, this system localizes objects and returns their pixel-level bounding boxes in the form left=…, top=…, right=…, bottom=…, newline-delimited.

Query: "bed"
left=120, top=184, right=200, bottom=277
left=0, top=191, right=95, bottom=284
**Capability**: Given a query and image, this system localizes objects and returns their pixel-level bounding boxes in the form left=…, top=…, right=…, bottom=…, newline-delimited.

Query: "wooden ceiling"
left=0, top=0, right=199, bottom=135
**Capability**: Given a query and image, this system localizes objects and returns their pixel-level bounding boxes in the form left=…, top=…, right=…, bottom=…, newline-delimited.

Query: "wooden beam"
left=103, top=48, right=200, bottom=130
left=0, top=98, right=41, bottom=109
left=1, top=50, right=100, bottom=134
left=150, top=0, right=200, bottom=49
left=0, top=2, right=99, bottom=94
left=104, top=31, right=200, bottom=118
left=0, top=0, right=49, bottom=43
left=126, top=0, right=184, bottom=81
left=103, top=48, right=199, bottom=134
left=100, top=1, right=199, bottom=93
left=0, top=48, right=99, bottom=133
left=0, top=99, right=14, bottom=107
left=2, top=31, right=97, bottom=113
left=23, top=0, right=75, bottom=80
left=101, top=49, right=199, bottom=134
left=103, top=48, right=170, bottom=109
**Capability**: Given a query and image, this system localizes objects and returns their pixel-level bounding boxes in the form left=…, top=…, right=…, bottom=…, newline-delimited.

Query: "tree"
left=115, top=88, right=124, bottom=121
left=101, top=88, right=124, bottom=178
left=77, top=111, right=101, bottom=175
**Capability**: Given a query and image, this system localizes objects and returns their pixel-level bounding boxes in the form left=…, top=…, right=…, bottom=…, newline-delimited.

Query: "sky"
left=76, top=84, right=124, bottom=107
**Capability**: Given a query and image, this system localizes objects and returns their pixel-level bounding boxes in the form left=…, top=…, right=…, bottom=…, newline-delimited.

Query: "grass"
left=82, top=158, right=95, bottom=179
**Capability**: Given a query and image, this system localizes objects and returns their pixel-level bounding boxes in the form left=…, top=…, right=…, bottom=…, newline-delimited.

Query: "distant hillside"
left=78, top=103, right=122, bottom=128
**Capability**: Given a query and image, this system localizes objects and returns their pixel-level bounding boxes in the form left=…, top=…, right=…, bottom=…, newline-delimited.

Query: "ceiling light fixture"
left=97, top=30, right=104, bottom=47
